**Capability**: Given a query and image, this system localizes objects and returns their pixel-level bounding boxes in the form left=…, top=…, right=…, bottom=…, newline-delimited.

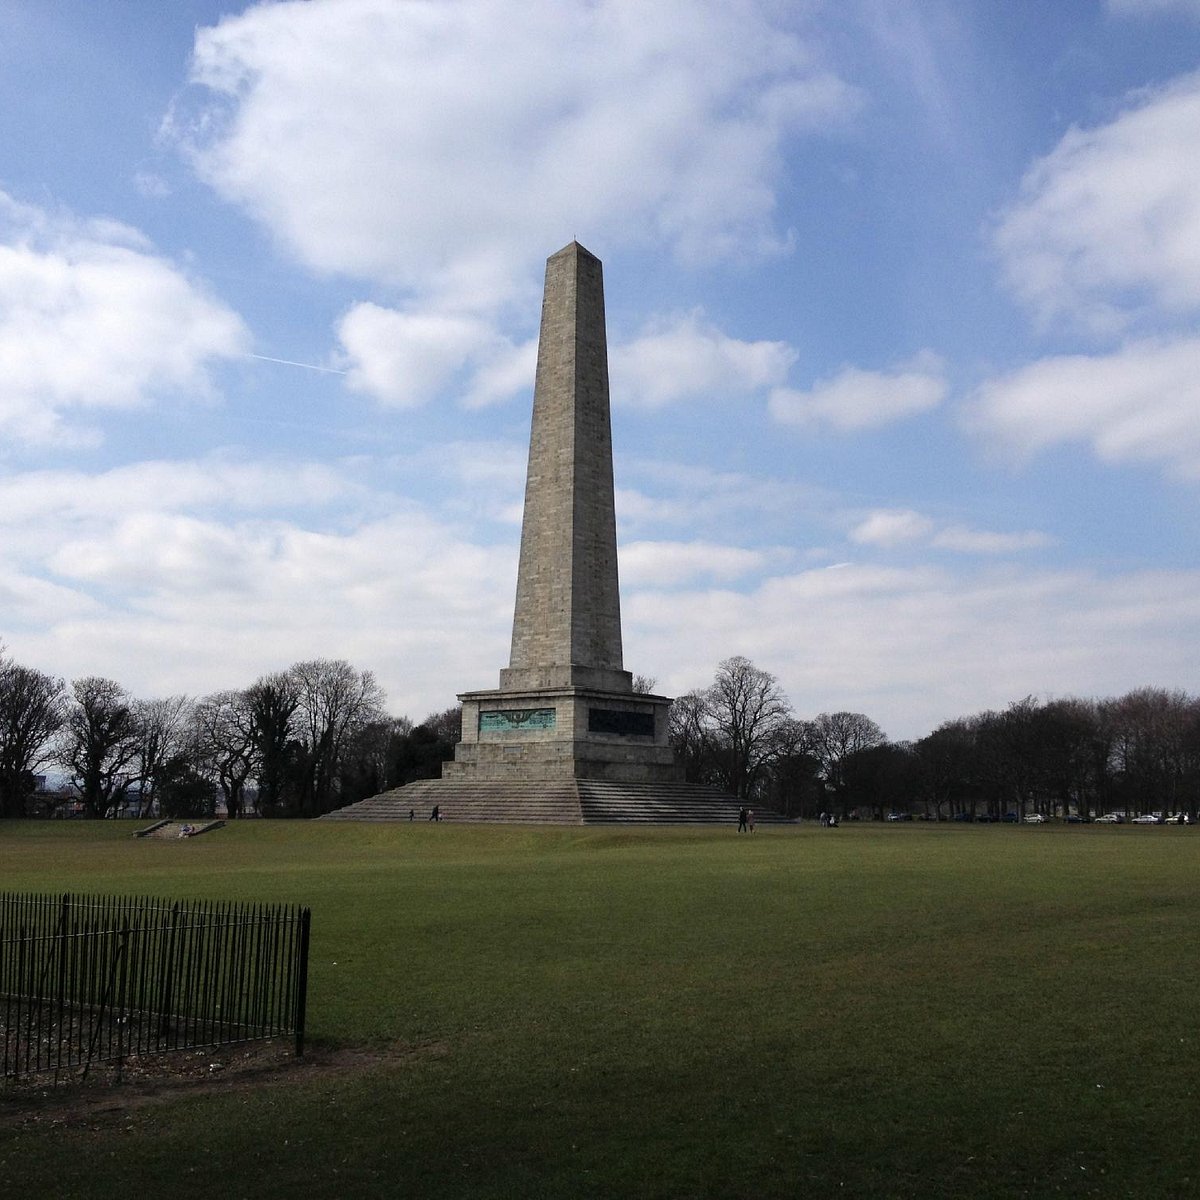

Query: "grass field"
left=1, top=819, right=1198, bottom=1199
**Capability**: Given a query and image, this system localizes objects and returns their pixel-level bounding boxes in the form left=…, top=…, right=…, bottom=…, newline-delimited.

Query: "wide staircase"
left=325, top=780, right=584, bottom=824
left=322, top=779, right=788, bottom=826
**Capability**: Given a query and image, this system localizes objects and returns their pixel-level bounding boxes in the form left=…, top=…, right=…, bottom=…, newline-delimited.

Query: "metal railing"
left=1, top=892, right=310, bottom=1080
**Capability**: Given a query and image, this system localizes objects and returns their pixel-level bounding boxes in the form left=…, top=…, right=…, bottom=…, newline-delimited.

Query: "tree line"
left=0, top=645, right=459, bottom=819
left=3, top=645, right=1197, bottom=820
left=670, top=656, right=1200, bottom=821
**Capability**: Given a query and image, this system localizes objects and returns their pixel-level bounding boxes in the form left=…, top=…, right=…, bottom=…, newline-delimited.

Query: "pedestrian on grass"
left=748, top=809, right=756, bottom=833
left=430, top=804, right=440, bottom=822
left=737, top=806, right=748, bottom=833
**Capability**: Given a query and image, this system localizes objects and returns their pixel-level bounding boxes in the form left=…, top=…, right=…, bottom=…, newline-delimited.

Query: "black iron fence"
left=1, top=892, right=310, bottom=1080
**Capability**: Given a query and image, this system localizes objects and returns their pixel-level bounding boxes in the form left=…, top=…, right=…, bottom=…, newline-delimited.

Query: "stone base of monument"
left=321, top=779, right=788, bottom=825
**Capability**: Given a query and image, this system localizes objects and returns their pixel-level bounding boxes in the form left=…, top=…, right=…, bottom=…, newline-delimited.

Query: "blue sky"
left=1, top=0, right=1198, bottom=740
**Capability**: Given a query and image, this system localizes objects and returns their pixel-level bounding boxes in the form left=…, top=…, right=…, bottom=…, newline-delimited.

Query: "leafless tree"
left=131, top=695, right=194, bottom=818
left=807, top=710, right=886, bottom=809
left=702, top=656, right=793, bottom=800
left=420, top=705, right=462, bottom=744
left=193, top=690, right=257, bottom=818
left=0, top=652, right=67, bottom=817
left=288, top=659, right=388, bottom=816
left=1106, top=687, right=1195, bottom=817
left=59, top=677, right=141, bottom=818
left=668, top=689, right=712, bottom=785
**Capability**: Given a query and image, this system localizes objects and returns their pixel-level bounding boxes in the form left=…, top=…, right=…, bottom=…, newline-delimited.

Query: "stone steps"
left=134, top=819, right=226, bottom=839
left=326, top=780, right=583, bottom=824
left=322, top=779, right=789, bottom=826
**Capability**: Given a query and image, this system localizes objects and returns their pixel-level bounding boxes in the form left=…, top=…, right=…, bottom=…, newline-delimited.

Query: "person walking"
left=737, top=806, right=748, bottom=833
left=748, top=809, right=755, bottom=833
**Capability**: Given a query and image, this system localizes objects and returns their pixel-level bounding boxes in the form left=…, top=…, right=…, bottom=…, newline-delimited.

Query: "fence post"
left=294, top=907, right=311, bottom=1058
left=157, top=901, right=181, bottom=1043
left=82, top=919, right=129, bottom=1080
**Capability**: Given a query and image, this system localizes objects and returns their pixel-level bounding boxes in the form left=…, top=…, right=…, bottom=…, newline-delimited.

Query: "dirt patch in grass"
left=0, top=1038, right=444, bottom=1132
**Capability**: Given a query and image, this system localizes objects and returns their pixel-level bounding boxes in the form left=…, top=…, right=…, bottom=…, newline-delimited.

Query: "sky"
left=1, top=0, right=1199, bottom=742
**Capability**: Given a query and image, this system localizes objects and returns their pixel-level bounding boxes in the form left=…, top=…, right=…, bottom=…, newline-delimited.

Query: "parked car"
left=1095, top=813, right=1123, bottom=823
left=1131, top=813, right=1162, bottom=824
left=1065, top=814, right=1085, bottom=823
left=1023, top=813, right=1046, bottom=824
left=886, top=811, right=912, bottom=822
left=975, top=813, right=996, bottom=824
left=1001, top=812, right=1019, bottom=823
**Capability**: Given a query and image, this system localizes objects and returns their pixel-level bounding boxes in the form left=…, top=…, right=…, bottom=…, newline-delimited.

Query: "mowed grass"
left=1, top=821, right=1198, bottom=1199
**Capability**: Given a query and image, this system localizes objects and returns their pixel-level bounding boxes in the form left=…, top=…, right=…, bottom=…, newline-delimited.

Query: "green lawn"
left=2, top=820, right=1197, bottom=1199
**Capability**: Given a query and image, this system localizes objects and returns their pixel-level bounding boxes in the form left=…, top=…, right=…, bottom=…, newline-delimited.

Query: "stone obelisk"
left=445, top=241, right=676, bottom=784
left=504, top=242, right=627, bottom=694
left=325, top=242, right=754, bottom=821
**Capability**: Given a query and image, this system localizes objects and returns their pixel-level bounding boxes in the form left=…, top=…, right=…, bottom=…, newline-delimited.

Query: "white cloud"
left=461, top=340, right=539, bottom=410
left=2, top=453, right=1193, bottom=743
left=611, top=311, right=796, bottom=408
left=3, top=478, right=517, bottom=714
left=0, top=191, right=247, bottom=446
left=619, top=540, right=771, bottom=587
left=625, top=564, right=1200, bottom=740
left=336, top=301, right=539, bottom=410
left=50, top=513, right=261, bottom=594
left=850, top=509, right=934, bottom=547
left=0, top=457, right=353, bottom=528
left=995, top=72, right=1200, bottom=330
left=616, top=461, right=833, bottom=538
left=176, top=0, right=860, bottom=309
left=768, top=350, right=947, bottom=431
left=850, top=507, right=1051, bottom=555
left=968, top=336, right=1200, bottom=480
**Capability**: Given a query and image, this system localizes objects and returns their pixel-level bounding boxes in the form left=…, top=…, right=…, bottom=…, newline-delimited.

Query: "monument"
left=447, top=242, right=676, bottom=788
left=327, top=243, right=741, bottom=823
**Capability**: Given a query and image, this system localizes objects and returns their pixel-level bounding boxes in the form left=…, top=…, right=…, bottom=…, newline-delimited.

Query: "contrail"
left=248, top=353, right=346, bottom=375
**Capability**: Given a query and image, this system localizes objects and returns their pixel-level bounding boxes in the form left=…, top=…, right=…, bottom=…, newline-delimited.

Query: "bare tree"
left=668, top=689, right=712, bottom=785
left=702, top=656, right=793, bottom=800
left=288, top=659, right=388, bottom=816
left=1107, top=687, right=1194, bottom=817
left=193, top=690, right=257, bottom=818
left=0, top=654, right=67, bottom=817
left=807, top=711, right=886, bottom=812
left=760, top=718, right=821, bottom=817
left=420, top=705, right=462, bottom=745
left=59, top=677, right=141, bottom=818
left=131, top=696, right=194, bottom=818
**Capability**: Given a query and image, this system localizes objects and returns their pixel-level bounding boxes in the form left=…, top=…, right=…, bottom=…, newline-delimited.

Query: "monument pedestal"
left=447, top=686, right=677, bottom=783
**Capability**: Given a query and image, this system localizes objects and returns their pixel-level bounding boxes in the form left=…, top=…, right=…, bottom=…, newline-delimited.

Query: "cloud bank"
left=0, top=193, right=247, bottom=447
left=177, top=0, right=860, bottom=310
